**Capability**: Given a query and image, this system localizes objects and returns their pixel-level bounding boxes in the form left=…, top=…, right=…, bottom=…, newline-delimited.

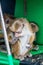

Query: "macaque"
left=0, top=13, right=16, bottom=50
left=9, top=18, right=39, bottom=60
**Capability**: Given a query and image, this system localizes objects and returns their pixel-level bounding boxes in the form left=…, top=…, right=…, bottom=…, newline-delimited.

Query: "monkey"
left=8, top=18, right=39, bottom=60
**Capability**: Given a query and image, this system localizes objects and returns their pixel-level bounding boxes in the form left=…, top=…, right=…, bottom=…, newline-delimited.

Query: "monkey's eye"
left=9, top=35, right=12, bottom=39
left=15, top=32, right=21, bottom=34
left=7, top=20, right=9, bottom=24
left=8, top=35, right=13, bottom=43
left=8, top=33, right=13, bottom=40
left=6, top=19, right=9, bottom=24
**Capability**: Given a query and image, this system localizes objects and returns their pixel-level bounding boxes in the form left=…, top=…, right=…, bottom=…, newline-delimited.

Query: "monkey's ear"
left=30, top=23, right=39, bottom=33
left=4, top=13, right=9, bottom=20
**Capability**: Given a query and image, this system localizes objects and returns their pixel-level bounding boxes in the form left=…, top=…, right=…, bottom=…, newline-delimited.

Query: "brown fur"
left=9, top=18, right=35, bottom=60
left=11, top=40, right=20, bottom=59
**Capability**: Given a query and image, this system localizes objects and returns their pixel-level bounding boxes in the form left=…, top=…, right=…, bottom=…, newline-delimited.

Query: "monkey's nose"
left=15, top=33, right=19, bottom=37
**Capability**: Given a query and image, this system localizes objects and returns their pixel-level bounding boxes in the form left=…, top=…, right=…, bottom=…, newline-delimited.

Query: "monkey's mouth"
left=15, top=31, right=22, bottom=34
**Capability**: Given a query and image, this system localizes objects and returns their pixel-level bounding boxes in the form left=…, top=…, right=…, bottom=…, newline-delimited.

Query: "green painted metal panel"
left=14, top=0, right=24, bottom=18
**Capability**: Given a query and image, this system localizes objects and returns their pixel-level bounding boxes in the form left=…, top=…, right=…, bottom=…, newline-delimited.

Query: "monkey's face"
left=9, top=19, right=24, bottom=37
